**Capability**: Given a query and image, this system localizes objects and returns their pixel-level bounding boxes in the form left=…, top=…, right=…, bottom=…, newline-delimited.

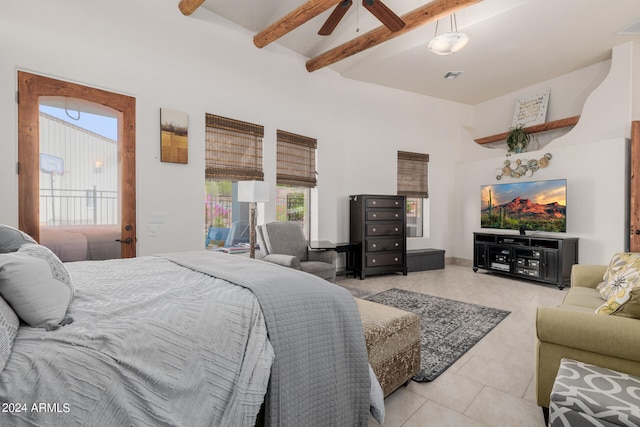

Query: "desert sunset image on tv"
left=481, top=179, right=567, bottom=232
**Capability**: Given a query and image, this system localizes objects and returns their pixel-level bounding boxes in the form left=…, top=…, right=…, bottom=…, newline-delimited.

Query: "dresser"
left=349, top=194, right=407, bottom=279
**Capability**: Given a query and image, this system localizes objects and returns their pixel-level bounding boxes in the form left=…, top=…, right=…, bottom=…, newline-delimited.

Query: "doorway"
left=17, top=71, right=136, bottom=260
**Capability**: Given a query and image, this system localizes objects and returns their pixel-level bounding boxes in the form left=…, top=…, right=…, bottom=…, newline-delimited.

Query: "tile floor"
left=337, top=262, right=568, bottom=427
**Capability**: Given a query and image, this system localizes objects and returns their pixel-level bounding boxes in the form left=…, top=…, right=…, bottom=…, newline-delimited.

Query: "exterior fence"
left=40, top=186, right=118, bottom=225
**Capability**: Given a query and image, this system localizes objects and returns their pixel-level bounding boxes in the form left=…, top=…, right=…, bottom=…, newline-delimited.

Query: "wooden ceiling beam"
left=254, top=0, right=344, bottom=48
left=179, top=0, right=206, bottom=16
left=306, top=0, right=483, bottom=72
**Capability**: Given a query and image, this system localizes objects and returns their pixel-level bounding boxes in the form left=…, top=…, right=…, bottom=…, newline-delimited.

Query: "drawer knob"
left=395, top=257, right=399, bottom=262
left=395, top=201, right=399, bottom=205
left=395, top=242, right=399, bottom=247
left=395, top=227, right=399, bottom=232
left=373, top=201, right=377, bottom=205
left=372, top=243, right=377, bottom=248
left=372, top=259, right=376, bottom=263
left=372, top=228, right=376, bottom=232
left=372, top=213, right=377, bottom=218
left=395, top=213, right=399, bottom=217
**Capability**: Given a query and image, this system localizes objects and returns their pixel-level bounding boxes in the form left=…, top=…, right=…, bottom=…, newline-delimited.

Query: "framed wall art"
left=160, top=108, right=188, bottom=164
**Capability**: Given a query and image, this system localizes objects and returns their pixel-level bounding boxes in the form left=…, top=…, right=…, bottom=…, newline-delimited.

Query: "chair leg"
left=542, top=406, right=549, bottom=426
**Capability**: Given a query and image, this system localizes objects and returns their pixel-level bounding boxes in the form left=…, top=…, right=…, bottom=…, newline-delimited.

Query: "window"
left=276, top=130, right=317, bottom=238
left=397, top=151, right=429, bottom=238
left=205, top=114, right=264, bottom=248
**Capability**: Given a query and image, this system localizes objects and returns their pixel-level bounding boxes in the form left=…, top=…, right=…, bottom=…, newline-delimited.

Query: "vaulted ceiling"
left=183, top=0, right=640, bottom=105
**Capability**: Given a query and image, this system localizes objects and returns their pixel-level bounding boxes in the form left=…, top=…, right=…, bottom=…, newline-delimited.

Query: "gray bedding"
left=0, top=251, right=372, bottom=426
left=164, top=251, right=371, bottom=427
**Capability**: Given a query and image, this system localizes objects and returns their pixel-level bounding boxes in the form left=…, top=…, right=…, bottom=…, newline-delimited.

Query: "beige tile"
left=407, top=371, right=484, bottom=413
left=402, top=400, right=484, bottom=427
left=464, top=386, right=546, bottom=427
left=372, top=387, right=425, bottom=427
left=453, top=353, right=533, bottom=397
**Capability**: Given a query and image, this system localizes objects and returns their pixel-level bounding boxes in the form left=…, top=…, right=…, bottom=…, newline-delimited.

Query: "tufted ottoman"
left=355, top=298, right=421, bottom=397
left=550, top=358, right=640, bottom=427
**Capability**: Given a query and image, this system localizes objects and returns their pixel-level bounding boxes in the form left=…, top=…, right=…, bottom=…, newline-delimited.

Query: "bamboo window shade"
left=276, top=130, right=317, bottom=188
left=205, top=114, right=264, bottom=181
left=397, top=151, right=429, bottom=198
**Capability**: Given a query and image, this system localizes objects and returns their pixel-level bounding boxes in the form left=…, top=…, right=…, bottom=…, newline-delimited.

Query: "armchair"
left=256, top=222, right=337, bottom=283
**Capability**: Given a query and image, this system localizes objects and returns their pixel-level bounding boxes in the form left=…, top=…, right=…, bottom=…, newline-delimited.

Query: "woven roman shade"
left=276, top=130, right=317, bottom=188
left=397, top=151, right=429, bottom=198
left=205, top=114, right=264, bottom=181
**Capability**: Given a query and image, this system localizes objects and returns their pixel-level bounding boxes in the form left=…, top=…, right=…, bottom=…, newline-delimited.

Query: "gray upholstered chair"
left=256, top=222, right=337, bottom=283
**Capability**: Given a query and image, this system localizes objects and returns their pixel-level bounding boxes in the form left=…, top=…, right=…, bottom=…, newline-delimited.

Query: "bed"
left=0, top=225, right=382, bottom=426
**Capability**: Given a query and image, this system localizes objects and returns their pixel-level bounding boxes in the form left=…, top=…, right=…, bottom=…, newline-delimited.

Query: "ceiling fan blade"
left=362, top=0, right=405, bottom=32
left=318, top=0, right=353, bottom=36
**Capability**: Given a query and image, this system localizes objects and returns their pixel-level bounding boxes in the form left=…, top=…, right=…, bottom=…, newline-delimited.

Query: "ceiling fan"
left=318, top=0, right=406, bottom=36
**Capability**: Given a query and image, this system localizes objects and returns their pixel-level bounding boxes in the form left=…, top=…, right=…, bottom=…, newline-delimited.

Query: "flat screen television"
left=480, top=179, right=567, bottom=233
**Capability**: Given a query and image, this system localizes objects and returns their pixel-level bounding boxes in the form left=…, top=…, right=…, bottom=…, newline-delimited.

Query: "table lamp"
left=238, top=180, right=270, bottom=258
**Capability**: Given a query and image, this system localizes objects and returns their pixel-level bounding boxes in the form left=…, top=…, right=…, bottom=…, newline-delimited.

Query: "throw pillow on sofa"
left=596, top=252, right=640, bottom=299
left=596, top=252, right=640, bottom=318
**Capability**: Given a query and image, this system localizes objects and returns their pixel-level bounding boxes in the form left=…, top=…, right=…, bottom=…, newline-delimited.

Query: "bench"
left=355, top=298, right=421, bottom=397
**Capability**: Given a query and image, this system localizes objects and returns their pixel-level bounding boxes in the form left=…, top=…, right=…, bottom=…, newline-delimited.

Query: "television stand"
left=473, top=232, right=578, bottom=289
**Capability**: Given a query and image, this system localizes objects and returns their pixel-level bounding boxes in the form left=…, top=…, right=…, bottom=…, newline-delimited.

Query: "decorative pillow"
left=0, top=296, right=19, bottom=372
left=596, top=253, right=640, bottom=300
left=0, top=225, right=36, bottom=253
left=596, top=283, right=640, bottom=318
left=0, top=244, right=74, bottom=328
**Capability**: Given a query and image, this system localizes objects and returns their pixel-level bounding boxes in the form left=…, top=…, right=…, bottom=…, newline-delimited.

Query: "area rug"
left=365, top=288, right=510, bottom=382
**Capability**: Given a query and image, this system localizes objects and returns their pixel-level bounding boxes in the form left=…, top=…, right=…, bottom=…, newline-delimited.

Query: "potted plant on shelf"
left=506, top=124, right=531, bottom=154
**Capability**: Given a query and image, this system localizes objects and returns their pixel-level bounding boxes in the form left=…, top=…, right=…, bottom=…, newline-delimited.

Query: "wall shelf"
left=474, top=115, right=580, bottom=145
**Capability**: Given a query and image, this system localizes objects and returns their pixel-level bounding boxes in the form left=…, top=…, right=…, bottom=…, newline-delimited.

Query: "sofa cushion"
left=562, top=286, right=604, bottom=310
left=597, top=252, right=640, bottom=300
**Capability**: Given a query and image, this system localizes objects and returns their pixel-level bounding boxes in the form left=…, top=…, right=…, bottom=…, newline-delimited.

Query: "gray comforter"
left=0, top=252, right=371, bottom=426
left=164, top=251, right=371, bottom=427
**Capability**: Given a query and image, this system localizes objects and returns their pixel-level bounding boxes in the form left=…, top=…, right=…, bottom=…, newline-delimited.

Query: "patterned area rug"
left=365, top=288, right=511, bottom=382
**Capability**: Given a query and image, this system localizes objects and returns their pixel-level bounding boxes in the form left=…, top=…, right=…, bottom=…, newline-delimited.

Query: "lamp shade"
left=238, top=181, right=270, bottom=203
left=428, top=32, right=469, bottom=55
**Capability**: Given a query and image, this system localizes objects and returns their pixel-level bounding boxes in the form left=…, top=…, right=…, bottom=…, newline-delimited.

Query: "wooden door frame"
left=631, top=121, right=640, bottom=252
left=17, top=71, right=136, bottom=258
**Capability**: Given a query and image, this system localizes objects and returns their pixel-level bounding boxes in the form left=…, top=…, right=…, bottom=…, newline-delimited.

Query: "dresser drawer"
left=366, top=209, right=403, bottom=221
left=366, top=223, right=402, bottom=236
left=366, top=253, right=404, bottom=267
left=367, top=237, right=403, bottom=252
left=366, top=198, right=403, bottom=209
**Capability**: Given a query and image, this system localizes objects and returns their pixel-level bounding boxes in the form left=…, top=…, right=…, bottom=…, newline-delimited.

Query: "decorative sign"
left=512, top=88, right=550, bottom=127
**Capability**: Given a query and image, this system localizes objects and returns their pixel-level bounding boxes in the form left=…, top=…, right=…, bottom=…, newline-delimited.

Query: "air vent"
left=618, top=19, right=640, bottom=34
left=443, top=71, right=463, bottom=80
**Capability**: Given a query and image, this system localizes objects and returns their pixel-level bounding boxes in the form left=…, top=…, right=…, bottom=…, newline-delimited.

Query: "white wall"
left=0, top=0, right=470, bottom=256
left=454, top=43, right=635, bottom=264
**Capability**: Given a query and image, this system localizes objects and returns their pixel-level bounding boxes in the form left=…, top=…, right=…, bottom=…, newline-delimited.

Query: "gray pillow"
left=0, top=296, right=19, bottom=372
left=0, top=225, right=36, bottom=253
left=0, top=244, right=74, bottom=328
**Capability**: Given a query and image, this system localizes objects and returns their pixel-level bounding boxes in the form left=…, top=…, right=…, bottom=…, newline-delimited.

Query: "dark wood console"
left=473, top=232, right=578, bottom=289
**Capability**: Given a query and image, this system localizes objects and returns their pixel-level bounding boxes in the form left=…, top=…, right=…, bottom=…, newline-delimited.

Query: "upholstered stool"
left=550, top=358, right=640, bottom=427
left=355, top=298, right=421, bottom=397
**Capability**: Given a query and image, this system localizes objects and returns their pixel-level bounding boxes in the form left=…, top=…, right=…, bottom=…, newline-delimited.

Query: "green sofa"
left=535, top=264, right=640, bottom=408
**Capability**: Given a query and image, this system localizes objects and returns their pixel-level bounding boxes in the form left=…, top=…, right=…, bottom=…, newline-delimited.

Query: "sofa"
left=535, top=263, right=640, bottom=409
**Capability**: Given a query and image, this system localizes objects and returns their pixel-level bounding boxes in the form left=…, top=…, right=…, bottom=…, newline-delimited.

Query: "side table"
left=309, top=241, right=360, bottom=278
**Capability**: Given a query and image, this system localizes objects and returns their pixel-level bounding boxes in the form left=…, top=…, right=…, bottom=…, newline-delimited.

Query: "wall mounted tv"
left=480, top=179, right=567, bottom=233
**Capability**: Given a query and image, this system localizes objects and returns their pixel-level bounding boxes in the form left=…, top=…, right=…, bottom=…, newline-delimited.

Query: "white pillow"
left=0, top=296, right=19, bottom=372
left=0, top=244, right=74, bottom=328
left=0, top=225, right=36, bottom=253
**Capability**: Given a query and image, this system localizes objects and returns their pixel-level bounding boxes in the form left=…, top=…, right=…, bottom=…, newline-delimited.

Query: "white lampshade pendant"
left=428, top=32, right=469, bottom=55
left=428, top=13, right=468, bottom=55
